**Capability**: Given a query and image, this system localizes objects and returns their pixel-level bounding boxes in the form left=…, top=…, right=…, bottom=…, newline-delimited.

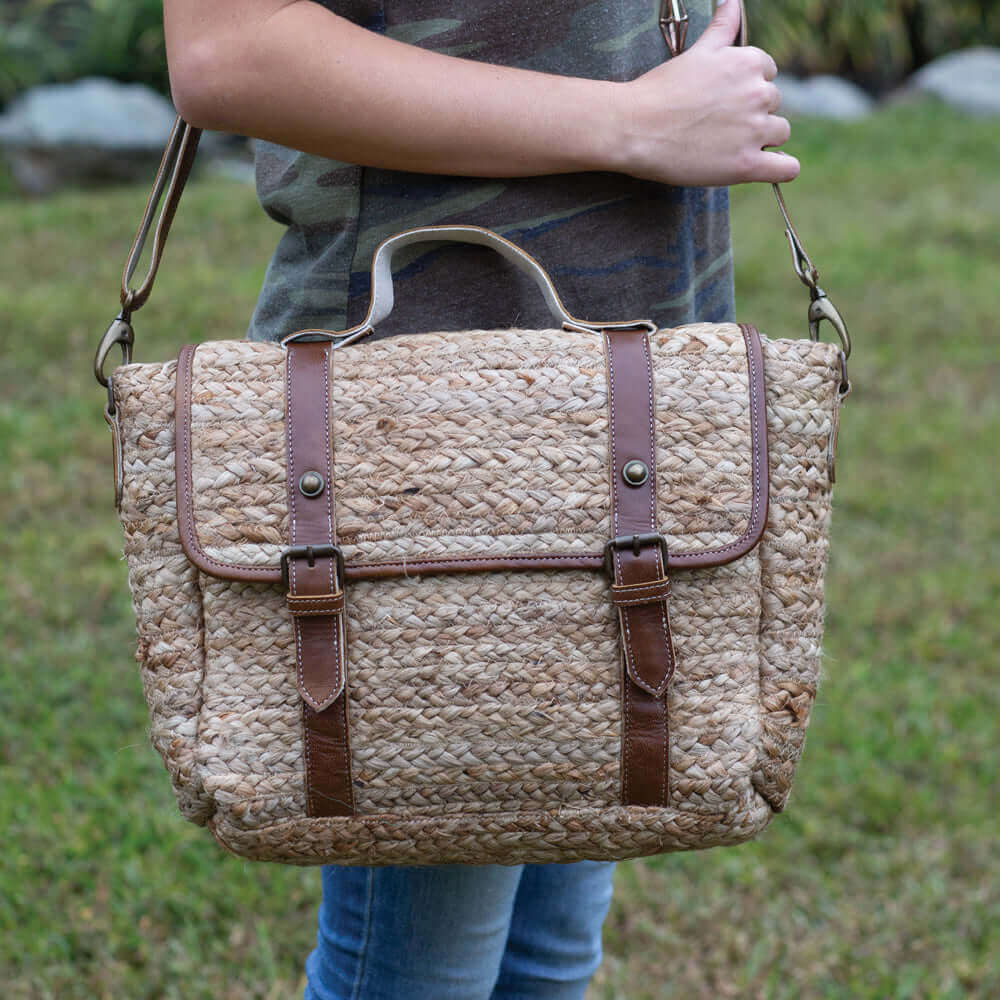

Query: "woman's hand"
left=613, top=0, right=798, bottom=186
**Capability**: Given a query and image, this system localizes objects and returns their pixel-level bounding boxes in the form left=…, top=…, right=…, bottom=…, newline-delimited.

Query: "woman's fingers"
left=695, top=0, right=745, bottom=51
left=764, top=82, right=783, bottom=113
left=755, top=48, right=779, bottom=82
left=752, top=149, right=800, bottom=184
left=618, top=25, right=796, bottom=187
left=763, top=114, right=791, bottom=148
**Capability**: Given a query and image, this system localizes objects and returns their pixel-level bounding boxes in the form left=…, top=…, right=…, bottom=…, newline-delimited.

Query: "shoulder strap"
left=93, top=3, right=850, bottom=388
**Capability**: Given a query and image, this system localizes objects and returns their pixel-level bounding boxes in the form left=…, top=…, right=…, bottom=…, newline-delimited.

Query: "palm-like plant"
left=0, top=0, right=168, bottom=108
left=748, top=0, right=1000, bottom=93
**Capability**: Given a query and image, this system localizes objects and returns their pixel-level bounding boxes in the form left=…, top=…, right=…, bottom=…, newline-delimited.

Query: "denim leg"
left=305, top=863, right=524, bottom=1000
left=490, top=861, right=616, bottom=1000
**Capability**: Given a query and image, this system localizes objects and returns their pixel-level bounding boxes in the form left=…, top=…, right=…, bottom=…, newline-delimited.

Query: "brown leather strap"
left=121, top=118, right=202, bottom=315
left=100, top=93, right=850, bottom=388
left=603, top=328, right=675, bottom=808
left=284, top=341, right=354, bottom=817
left=99, top=0, right=849, bottom=385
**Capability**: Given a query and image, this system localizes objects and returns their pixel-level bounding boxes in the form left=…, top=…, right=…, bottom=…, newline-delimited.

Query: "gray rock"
left=776, top=74, right=875, bottom=120
left=0, top=77, right=178, bottom=194
left=911, top=47, right=1000, bottom=117
left=204, top=149, right=257, bottom=186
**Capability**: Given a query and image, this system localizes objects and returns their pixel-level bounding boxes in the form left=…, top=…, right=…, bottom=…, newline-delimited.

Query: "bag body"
left=110, top=316, right=845, bottom=866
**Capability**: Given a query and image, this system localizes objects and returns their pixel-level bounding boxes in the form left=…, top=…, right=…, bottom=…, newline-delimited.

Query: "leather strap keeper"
left=286, top=592, right=347, bottom=617
left=610, top=576, right=672, bottom=607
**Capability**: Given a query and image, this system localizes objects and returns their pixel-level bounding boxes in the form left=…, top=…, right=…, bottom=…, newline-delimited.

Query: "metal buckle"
left=603, top=532, right=670, bottom=576
left=280, top=544, right=345, bottom=591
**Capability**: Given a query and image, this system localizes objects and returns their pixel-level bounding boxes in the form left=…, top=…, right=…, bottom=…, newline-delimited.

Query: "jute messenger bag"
left=94, top=12, right=852, bottom=865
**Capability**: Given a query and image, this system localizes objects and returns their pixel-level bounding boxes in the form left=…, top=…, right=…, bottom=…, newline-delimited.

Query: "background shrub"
left=0, top=0, right=168, bottom=108
left=748, top=0, right=1000, bottom=93
left=4, top=0, right=1000, bottom=109
left=2, top=0, right=999, bottom=108
left=2, top=103, right=999, bottom=997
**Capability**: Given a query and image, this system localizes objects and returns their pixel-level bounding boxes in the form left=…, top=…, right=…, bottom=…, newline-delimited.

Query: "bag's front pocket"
left=116, top=363, right=214, bottom=824
left=753, top=520, right=826, bottom=812
left=667, top=558, right=763, bottom=817
left=130, top=552, right=214, bottom=824
left=196, top=578, right=309, bottom=829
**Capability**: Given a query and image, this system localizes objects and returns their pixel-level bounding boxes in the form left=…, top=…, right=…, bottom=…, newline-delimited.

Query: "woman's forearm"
left=166, top=1, right=622, bottom=178
left=165, top=0, right=798, bottom=187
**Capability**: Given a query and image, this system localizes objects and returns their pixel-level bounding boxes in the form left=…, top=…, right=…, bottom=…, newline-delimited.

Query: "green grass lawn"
left=1, top=102, right=997, bottom=999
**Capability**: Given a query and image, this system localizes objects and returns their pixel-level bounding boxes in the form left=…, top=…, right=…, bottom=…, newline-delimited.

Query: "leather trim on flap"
left=175, top=326, right=770, bottom=583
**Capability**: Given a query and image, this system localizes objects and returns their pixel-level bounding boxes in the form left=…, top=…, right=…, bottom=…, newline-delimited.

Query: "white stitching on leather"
left=604, top=331, right=631, bottom=804
left=643, top=333, right=671, bottom=675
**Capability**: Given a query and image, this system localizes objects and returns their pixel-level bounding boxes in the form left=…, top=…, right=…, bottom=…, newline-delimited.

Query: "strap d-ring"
left=94, top=312, right=135, bottom=389
left=660, top=0, right=689, bottom=56
left=662, top=0, right=746, bottom=54
left=808, top=289, right=851, bottom=358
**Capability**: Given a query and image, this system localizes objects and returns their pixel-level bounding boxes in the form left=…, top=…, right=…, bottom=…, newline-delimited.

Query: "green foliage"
left=2, top=0, right=998, bottom=107
left=0, top=6, right=68, bottom=106
left=0, top=0, right=168, bottom=107
left=2, top=102, right=999, bottom=997
left=749, top=0, right=1000, bottom=92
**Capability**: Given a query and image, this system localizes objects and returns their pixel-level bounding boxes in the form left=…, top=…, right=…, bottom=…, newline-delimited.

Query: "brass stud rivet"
left=299, top=471, right=325, bottom=497
left=622, top=460, right=649, bottom=487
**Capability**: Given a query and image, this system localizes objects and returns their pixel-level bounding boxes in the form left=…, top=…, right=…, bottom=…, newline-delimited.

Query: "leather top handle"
left=282, top=225, right=656, bottom=348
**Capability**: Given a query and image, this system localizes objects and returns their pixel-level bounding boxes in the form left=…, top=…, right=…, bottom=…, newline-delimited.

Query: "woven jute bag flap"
left=174, top=326, right=769, bottom=580
left=97, top=112, right=852, bottom=866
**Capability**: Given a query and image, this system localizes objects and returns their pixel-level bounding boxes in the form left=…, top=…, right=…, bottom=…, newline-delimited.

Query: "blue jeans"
left=304, top=861, right=616, bottom=1000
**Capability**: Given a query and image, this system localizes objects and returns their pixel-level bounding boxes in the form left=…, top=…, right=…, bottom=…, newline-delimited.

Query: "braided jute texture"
left=113, top=322, right=843, bottom=865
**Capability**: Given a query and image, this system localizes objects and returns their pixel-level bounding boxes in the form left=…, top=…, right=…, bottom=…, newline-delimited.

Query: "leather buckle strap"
left=602, top=328, right=676, bottom=808
left=284, top=340, right=355, bottom=817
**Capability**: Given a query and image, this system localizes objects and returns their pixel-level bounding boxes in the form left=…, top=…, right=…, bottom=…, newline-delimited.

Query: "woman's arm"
left=164, top=0, right=797, bottom=187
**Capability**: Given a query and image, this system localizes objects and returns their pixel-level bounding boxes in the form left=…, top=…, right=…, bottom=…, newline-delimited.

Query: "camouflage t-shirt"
left=247, top=0, right=733, bottom=342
